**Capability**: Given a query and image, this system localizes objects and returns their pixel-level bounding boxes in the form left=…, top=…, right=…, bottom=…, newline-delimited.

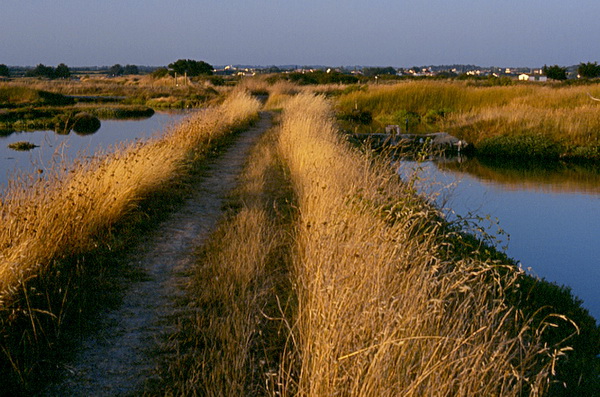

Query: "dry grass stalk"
left=161, top=121, right=296, bottom=396
left=0, top=91, right=260, bottom=306
left=276, top=93, right=563, bottom=396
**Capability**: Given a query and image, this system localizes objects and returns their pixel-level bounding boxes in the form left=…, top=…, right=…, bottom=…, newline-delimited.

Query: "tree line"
left=0, top=59, right=215, bottom=79
left=2, top=60, right=600, bottom=81
left=543, top=62, right=600, bottom=80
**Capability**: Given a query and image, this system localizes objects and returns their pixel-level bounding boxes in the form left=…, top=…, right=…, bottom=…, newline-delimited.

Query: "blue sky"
left=1, top=1, right=599, bottom=68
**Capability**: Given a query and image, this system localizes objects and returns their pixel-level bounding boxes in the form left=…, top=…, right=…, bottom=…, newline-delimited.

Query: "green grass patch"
left=7, top=141, right=38, bottom=151
left=477, top=134, right=564, bottom=160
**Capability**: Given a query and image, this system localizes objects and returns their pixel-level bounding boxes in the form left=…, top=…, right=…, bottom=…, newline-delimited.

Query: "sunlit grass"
left=158, top=117, right=296, bottom=396
left=337, top=81, right=600, bottom=159
left=0, top=91, right=261, bottom=391
left=276, top=93, right=569, bottom=396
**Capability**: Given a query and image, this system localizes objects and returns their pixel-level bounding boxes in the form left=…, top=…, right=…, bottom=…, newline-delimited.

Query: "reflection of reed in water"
left=438, top=157, right=600, bottom=195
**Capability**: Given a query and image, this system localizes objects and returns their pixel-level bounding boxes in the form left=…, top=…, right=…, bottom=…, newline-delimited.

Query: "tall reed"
left=0, top=91, right=260, bottom=390
left=337, top=81, right=600, bottom=154
left=0, top=92, right=259, bottom=301
left=276, top=93, right=567, bottom=396
left=159, top=117, right=296, bottom=396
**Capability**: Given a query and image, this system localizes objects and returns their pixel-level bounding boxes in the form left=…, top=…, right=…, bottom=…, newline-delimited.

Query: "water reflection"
left=438, top=157, right=600, bottom=195
left=72, top=113, right=102, bottom=135
left=399, top=157, right=600, bottom=321
left=0, top=111, right=191, bottom=189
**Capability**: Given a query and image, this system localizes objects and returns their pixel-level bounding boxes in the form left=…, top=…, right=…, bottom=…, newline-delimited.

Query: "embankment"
left=161, top=92, right=599, bottom=395
left=278, top=93, right=598, bottom=395
left=0, top=91, right=261, bottom=394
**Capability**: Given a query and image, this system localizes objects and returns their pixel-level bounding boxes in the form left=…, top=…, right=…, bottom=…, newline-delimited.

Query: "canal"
left=400, top=157, right=600, bottom=321
left=0, top=111, right=190, bottom=189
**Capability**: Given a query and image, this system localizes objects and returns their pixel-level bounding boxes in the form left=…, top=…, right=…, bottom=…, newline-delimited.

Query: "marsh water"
left=2, top=117, right=598, bottom=322
left=0, top=111, right=190, bottom=189
left=400, top=157, right=600, bottom=321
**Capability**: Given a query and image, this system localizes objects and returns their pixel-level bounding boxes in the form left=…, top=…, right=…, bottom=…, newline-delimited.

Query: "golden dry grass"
left=0, top=91, right=260, bottom=306
left=160, top=117, right=295, bottom=396
left=0, top=76, right=222, bottom=107
left=337, top=81, right=600, bottom=147
left=276, top=93, right=566, bottom=396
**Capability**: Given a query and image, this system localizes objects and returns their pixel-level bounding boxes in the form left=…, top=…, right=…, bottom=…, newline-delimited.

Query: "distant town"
left=0, top=62, right=594, bottom=81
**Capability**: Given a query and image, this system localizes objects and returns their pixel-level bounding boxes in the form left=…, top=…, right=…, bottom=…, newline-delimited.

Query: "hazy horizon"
left=2, top=1, right=599, bottom=69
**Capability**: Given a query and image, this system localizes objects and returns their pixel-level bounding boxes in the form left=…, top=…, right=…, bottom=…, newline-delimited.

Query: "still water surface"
left=2, top=118, right=598, bottom=321
left=400, top=158, right=600, bottom=321
left=0, top=112, right=190, bottom=189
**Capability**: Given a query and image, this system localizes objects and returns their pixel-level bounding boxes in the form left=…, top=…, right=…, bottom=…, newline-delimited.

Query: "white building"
left=518, top=74, right=548, bottom=82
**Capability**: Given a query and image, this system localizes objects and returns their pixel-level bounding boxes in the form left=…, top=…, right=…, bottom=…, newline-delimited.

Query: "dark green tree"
left=151, top=67, right=169, bottom=78
left=108, top=64, right=124, bottom=76
left=123, top=64, right=139, bottom=75
left=363, top=67, right=397, bottom=77
left=26, top=63, right=56, bottom=78
left=542, top=64, right=567, bottom=80
left=55, top=63, right=71, bottom=78
left=168, top=59, right=213, bottom=76
left=0, top=64, right=9, bottom=77
left=577, top=62, right=600, bottom=78
left=265, top=66, right=281, bottom=73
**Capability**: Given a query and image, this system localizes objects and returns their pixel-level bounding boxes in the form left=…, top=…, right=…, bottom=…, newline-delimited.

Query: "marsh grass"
left=0, top=91, right=261, bottom=393
left=337, top=81, right=600, bottom=160
left=7, top=141, right=38, bottom=151
left=152, top=92, right=597, bottom=395
left=1, top=78, right=221, bottom=112
left=275, top=93, right=580, bottom=396
left=156, top=116, right=297, bottom=396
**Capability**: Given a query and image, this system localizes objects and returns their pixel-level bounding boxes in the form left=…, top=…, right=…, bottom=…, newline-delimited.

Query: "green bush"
left=477, top=134, right=564, bottom=160
left=424, top=108, right=452, bottom=124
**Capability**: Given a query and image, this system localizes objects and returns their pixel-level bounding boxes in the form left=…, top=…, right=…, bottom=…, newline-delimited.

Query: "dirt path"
left=41, top=112, right=272, bottom=396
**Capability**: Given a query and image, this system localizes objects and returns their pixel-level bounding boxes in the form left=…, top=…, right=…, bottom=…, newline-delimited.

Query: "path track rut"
left=42, top=112, right=272, bottom=396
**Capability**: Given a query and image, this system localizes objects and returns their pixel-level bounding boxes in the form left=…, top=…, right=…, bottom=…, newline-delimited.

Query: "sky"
left=1, top=0, right=600, bottom=68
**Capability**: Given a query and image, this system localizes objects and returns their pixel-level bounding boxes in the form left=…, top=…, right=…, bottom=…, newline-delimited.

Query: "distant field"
left=336, top=81, right=600, bottom=161
left=1, top=79, right=598, bottom=395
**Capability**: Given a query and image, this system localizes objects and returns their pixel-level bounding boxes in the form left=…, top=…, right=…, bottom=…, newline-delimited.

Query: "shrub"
left=151, top=68, right=169, bottom=78
left=423, top=108, right=452, bottom=124
left=72, top=113, right=101, bottom=134
left=0, top=64, right=9, bottom=77
left=477, top=134, right=564, bottom=160
left=7, top=141, right=37, bottom=151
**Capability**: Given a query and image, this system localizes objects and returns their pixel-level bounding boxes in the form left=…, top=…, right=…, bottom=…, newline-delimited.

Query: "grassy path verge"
left=281, top=94, right=598, bottom=396
left=42, top=112, right=273, bottom=396
left=0, top=92, right=261, bottom=394
left=171, top=93, right=598, bottom=396
left=158, top=113, right=296, bottom=396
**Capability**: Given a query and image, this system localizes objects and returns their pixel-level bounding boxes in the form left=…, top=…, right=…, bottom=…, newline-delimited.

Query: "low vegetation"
left=337, top=81, right=600, bottom=161
left=157, top=117, right=295, bottom=396
left=7, top=141, right=38, bottom=151
left=159, top=92, right=598, bottom=396
left=0, top=91, right=261, bottom=393
left=1, top=77, right=598, bottom=394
